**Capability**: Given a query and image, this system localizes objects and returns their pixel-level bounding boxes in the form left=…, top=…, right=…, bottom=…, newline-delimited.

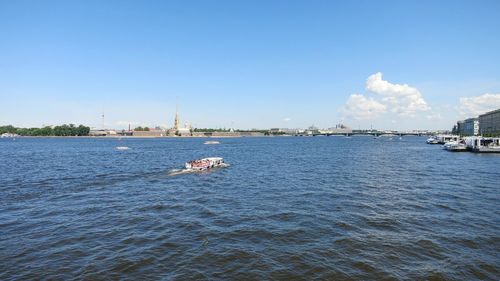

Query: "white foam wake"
left=168, top=163, right=230, bottom=176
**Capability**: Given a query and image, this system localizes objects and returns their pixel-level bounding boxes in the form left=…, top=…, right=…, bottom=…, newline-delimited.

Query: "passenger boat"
left=435, top=134, right=460, bottom=144
left=464, top=137, right=500, bottom=153
left=443, top=140, right=467, bottom=152
left=185, top=157, right=225, bottom=170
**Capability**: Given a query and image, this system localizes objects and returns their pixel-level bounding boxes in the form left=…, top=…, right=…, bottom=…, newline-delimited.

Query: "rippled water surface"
left=1, top=137, right=499, bottom=280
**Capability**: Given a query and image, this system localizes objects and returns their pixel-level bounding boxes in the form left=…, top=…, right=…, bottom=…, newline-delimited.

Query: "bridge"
left=294, top=131, right=427, bottom=137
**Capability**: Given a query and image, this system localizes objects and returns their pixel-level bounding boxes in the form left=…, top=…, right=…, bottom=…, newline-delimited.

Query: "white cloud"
left=366, top=72, right=429, bottom=116
left=283, top=117, right=291, bottom=122
left=341, top=72, right=429, bottom=120
left=426, top=112, right=442, bottom=121
left=459, top=93, right=500, bottom=117
left=342, top=94, right=387, bottom=120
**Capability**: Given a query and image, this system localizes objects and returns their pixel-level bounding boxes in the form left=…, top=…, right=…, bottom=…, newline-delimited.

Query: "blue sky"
left=1, top=0, right=500, bottom=130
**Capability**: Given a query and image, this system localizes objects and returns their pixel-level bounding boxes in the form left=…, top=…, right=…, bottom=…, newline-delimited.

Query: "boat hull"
left=472, top=147, right=500, bottom=153
left=444, top=146, right=468, bottom=152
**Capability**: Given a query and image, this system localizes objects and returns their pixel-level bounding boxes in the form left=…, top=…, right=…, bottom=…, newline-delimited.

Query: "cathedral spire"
left=174, top=103, right=180, bottom=130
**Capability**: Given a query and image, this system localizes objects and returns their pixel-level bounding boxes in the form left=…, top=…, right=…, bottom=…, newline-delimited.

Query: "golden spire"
left=174, top=103, right=179, bottom=130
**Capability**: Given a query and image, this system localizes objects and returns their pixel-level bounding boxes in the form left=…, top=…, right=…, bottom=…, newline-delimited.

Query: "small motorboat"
left=115, top=146, right=130, bottom=150
left=443, top=140, right=467, bottom=152
left=426, top=137, right=439, bottom=144
left=185, top=157, right=225, bottom=171
left=204, top=141, right=220, bottom=145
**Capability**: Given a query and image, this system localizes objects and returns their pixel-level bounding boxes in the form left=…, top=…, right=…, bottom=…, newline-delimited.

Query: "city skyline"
left=1, top=0, right=500, bottom=130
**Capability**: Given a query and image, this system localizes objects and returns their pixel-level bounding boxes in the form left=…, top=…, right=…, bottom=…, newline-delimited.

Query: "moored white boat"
left=443, top=140, right=467, bottom=152
left=426, top=137, right=439, bottom=144
left=464, top=137, right=500, bottom=153
left=435, top=134, right=460, bottom=144
left=204, top=141, right=220, bottom=145
left=185, top=157, right=225, bottom=170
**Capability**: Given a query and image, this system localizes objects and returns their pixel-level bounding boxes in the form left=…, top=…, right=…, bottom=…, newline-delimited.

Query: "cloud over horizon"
left=459, top=93, right=500, bottom=117
left=342, top=72, right=430, bottom=121
left=342, top=94, right=387, bottom=120
left=366, top=72, right=430, bottom=116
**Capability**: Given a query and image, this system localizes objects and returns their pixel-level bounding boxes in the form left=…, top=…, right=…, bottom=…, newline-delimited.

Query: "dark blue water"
left=1, top=136, right=499, bottom=280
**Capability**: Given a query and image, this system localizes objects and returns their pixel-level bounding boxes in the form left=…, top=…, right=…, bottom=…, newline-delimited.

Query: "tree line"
left=0, top=124, right=90, bottom=136
left=134, top=126, right=150, bottom=131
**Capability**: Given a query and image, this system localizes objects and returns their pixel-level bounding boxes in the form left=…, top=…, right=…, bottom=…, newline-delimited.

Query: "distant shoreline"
left=3, top=134, right=428, bottom=139
left=7, top=135, right=249, bottom=138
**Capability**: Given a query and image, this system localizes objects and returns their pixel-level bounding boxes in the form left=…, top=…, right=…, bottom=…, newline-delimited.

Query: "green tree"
left=33, top=126, right=53, bottom=136
left=53, top=124, right=74, bottom=136
left=76, top=125, right=89, bottom=136
left=0, top=124, right=90, bottom=136
left=0, top=125, right=17, bottom=134
left=16, top=128, right=31, bottom=136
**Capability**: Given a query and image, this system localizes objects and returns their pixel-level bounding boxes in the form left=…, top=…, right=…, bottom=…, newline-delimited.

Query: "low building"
left=327, top=124, right=352, bottom=134
left=326, top=127, right=353, bottom=134
left=89, top=129, right=116, bottom=136
left=117, top=130, right=133, bottom=136
left=89, top=129, right=106, bottom=136
left=132, top=130, right=166, bottom=137
left=211, top=132, right=241, bottom=137
left=167, top=128, right=177, bottom=136
left=479, top=109, right=500, bottom=136
left=191, top=132, right=207, bottom=137
left=177, top=127, right=191, bottom=136
left=239, top=132, right=265, bottom=137
left=269, top=128, right=298, bottom=135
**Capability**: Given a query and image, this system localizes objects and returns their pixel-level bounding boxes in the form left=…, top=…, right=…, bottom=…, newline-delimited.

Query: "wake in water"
left=168, top=163, right=230, bottom=176
left=115, top=146, right=130, bottom=150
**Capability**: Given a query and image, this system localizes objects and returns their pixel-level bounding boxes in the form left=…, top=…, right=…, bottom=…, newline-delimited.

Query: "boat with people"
left=185, top=157, right=225, bottom=171
left=464, top=137, right=500, bottom=153
left=443, top=140, right=467, bottom=152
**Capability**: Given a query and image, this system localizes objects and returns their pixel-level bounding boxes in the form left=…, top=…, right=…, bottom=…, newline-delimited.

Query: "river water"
left=0, top=136, right=499, bottom=280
